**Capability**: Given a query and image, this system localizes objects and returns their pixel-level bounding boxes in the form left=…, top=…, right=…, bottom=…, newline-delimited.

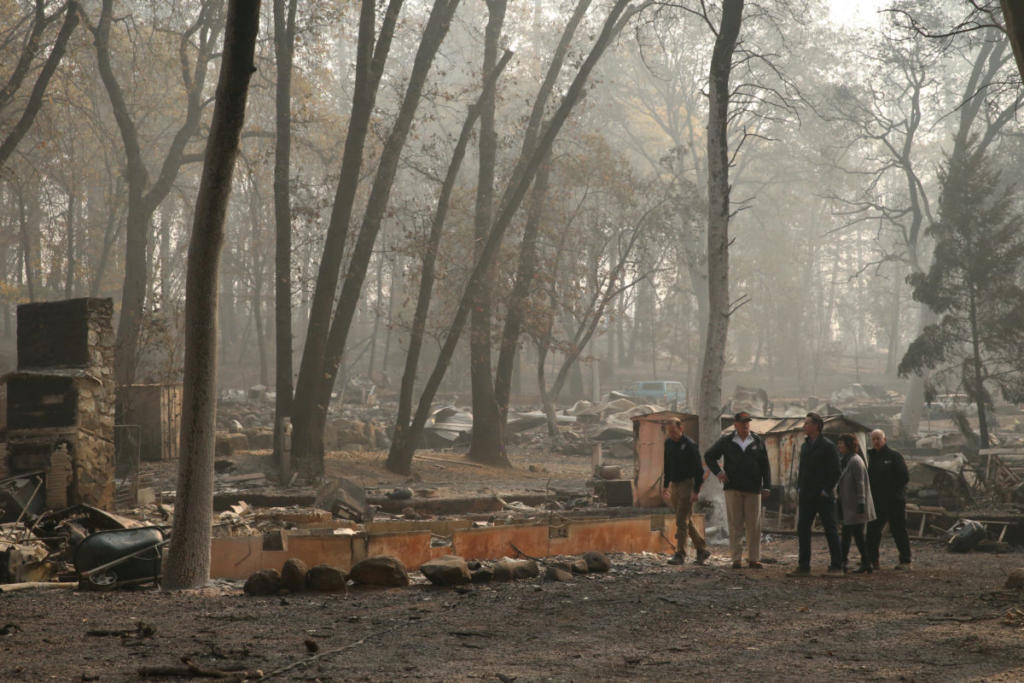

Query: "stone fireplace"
left=1, top=298, right=115, bottom=509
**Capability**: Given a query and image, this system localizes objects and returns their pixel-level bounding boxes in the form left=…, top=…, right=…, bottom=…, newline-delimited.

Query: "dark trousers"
left=841, top=523, right=867, bottom=567
left=866, top=497, right=911, bottom=565
left=797, top=495, right=842, bottom=569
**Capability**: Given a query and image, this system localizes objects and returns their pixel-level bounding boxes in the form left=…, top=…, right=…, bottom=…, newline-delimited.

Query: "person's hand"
left=761, top=489, right=770, bottom=500
left=717, top=471, right=728, bottom=484
left=661, top=488, right=670, bottom=501
left=691, top=492, right=699, bottom=503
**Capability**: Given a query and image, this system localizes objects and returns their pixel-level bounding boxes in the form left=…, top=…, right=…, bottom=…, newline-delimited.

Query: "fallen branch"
left=138, top=657, right=260, bottom=680
left=0, top=581, right=76, bottom=593
left=259, top=626, right=400, bottom=680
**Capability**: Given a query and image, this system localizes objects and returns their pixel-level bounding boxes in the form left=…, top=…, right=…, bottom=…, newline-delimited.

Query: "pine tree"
left=899, top=142, right=1024, bottom=449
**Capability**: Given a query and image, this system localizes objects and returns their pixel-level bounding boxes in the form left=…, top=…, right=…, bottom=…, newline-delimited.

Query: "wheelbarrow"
left=74, top=527, right=168, bottom=590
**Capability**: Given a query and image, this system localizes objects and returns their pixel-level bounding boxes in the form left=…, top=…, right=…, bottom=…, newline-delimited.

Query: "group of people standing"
left=661, top=411, right=911, bottom=575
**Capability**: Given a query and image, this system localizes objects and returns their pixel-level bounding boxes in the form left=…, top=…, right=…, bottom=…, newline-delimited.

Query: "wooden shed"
left=630, top=411, right=699, bottom=507
left=118, top=384, right=182, bottom=462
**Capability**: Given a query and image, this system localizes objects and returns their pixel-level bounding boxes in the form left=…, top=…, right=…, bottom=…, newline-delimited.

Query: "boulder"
left=420, top=555, right=472, bottom=586
left=471, top=566, right=494, bottom=584
left=492, top=558, right=539, bottom=582
left=570, top=558, right=590, bottom=574
left=307, top=564, right=347, bottom=592
left=1005, top=568, right=1024, bottom=590
left=583, top=551, right=611, bottom=573
left=349, top=556, right=409, bottom=587
left=244, top=569, right=282, bottom=596
left=544, top=566, right=573, bottom=582
left=280, top=558, right=308, bottom=593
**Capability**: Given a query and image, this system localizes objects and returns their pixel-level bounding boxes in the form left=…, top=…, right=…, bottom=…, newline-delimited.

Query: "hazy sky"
left=829, top=0, right=886, bottom=27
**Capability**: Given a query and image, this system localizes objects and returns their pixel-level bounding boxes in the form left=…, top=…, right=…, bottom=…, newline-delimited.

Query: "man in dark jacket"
left=787, top=412, right=844, bottom=576
left=704, top=411, right=771, bottom=569
left=662, top=418, right=710, bottom=566
left=865, top=429, right=912, bottom=570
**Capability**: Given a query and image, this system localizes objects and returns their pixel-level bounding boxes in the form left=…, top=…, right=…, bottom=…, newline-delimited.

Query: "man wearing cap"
left=788, top=412, right=844, bottom=576
left=662, top=418, right=711, bottom=566
left=704, top=411, right=771, bottom=569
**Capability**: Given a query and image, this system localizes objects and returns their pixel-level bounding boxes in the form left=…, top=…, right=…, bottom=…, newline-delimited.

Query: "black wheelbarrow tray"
left=73, top=526, right=169, bottom=590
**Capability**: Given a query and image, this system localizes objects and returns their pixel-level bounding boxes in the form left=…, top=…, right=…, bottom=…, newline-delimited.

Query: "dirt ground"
left=4, top=447, right=1024, bottom=681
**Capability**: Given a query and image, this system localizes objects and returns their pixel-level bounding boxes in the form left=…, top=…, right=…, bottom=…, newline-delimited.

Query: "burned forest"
left=3, top=0, right=1024, bottom=680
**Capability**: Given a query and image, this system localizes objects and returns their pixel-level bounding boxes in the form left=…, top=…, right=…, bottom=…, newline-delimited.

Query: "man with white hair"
left=865, top=429, right=912, bottom=570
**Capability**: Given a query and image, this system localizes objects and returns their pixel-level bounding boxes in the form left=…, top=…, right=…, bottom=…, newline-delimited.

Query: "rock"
left=280, top=558, right=308, bottom=593
left=570, top=558, right=589, bottom=574
left=492, top=558, right=540, bottom=582
left=420, top=555, right=472, bottom=586
left=229, top=419, right=245, bottom=433
left=388, top=487, right=413, bottom=500
left=244, top=569, right=282, bottom=596
left=471, top=566, right=494, bottom=584
left=1005, top=568, right=1024, bottom=590
left=306, top=564, right=347, bottom=592
left=402, top=506, right=422, bottom=520
left=597, top=465, right=622, bottom=480
left=544, top=566, right=573, bottom=582
left=349, top=556, right=409, bottom=587
left=583, top=551, right=611, bottom=573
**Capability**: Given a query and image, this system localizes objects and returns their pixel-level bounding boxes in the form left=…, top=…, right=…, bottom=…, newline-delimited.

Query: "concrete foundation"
left=210, top=512, right=702, bottom=579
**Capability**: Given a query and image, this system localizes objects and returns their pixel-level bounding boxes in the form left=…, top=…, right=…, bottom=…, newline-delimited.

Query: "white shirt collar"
left=733, top=432, right=754, bottom=449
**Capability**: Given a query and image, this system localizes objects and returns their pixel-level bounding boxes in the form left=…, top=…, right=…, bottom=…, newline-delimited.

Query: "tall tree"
left=698, top=0, right=743, bottom=453
left=291, top=0, right=460, bottom=478
left=164, top=0, right=259, bottom=590
left=899, top=144, right=1024, bottom=450
left=87, top=0, right=222, bottom=387
left=272, top=0, right=298, bottom=477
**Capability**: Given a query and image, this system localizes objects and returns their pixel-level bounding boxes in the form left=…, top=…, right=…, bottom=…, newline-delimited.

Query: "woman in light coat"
left=837, top=433, right=876, bottom=573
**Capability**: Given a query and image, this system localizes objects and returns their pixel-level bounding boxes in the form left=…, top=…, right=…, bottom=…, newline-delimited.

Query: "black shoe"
left=786, top=566, right=811, bottom=577
left=667, top=553, right=685, bottom=566
left=851, top=565, right=872, bottom=574
left=695, top=549, right=711, bottom=565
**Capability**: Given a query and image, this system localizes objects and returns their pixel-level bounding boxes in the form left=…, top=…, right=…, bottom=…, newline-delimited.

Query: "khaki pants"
left=669, top=480, right=707, bottom=557
left=725, top=489, right=762, bottom=563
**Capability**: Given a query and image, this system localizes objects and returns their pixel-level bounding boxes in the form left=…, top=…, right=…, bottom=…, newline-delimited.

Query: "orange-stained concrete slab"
left=452, top=524, right=548, bottom=561
left=365, top=531, right=434, bottom=570
left=286, top=534, right=356, bottom=570
left=549, top=518, right=653, bottom=555
left=209, top=513, right=706, bottom=579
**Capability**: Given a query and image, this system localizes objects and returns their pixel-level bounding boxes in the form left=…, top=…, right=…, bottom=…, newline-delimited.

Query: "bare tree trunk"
left=466, top=0, right=507, bottom=467
left=1004, top=0, right=1024, bottom=79
left=386, top=49, right=513, bottom=475
left=293, top=0, right=460, bottom=479
left=272, top=0, right=297, bottom=476
left=289, top=0, right=403, bottom=475
left=163, top=0, right=258, bottom=591
left=387, top=0, right=636, bottom=474
left=698, top=0, right=743, bottom=453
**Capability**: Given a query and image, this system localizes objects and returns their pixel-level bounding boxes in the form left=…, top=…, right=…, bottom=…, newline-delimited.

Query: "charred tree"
left=291, top=0, right=460, bottom=479
left=466, top=0, right=508, bottom=468
left=272, top=0, right=298, bottom=478
left=163, top=0, right=259, bottom=591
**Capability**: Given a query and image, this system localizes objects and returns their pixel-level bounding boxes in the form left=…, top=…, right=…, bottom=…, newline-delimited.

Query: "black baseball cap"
left=733, top=411, right=752, bottom=422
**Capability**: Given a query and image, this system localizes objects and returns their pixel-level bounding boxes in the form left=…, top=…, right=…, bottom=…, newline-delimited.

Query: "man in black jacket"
left=704, top=411, right=771, bottom=569
left=662, top=418, right=710, bottom=566
left=787, top=412, right=844, bottom=576
left=865, top=429, right=912, bottom=570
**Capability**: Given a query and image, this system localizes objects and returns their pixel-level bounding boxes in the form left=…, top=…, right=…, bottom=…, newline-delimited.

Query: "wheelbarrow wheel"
left=81, top=570, right=118, bottom=591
